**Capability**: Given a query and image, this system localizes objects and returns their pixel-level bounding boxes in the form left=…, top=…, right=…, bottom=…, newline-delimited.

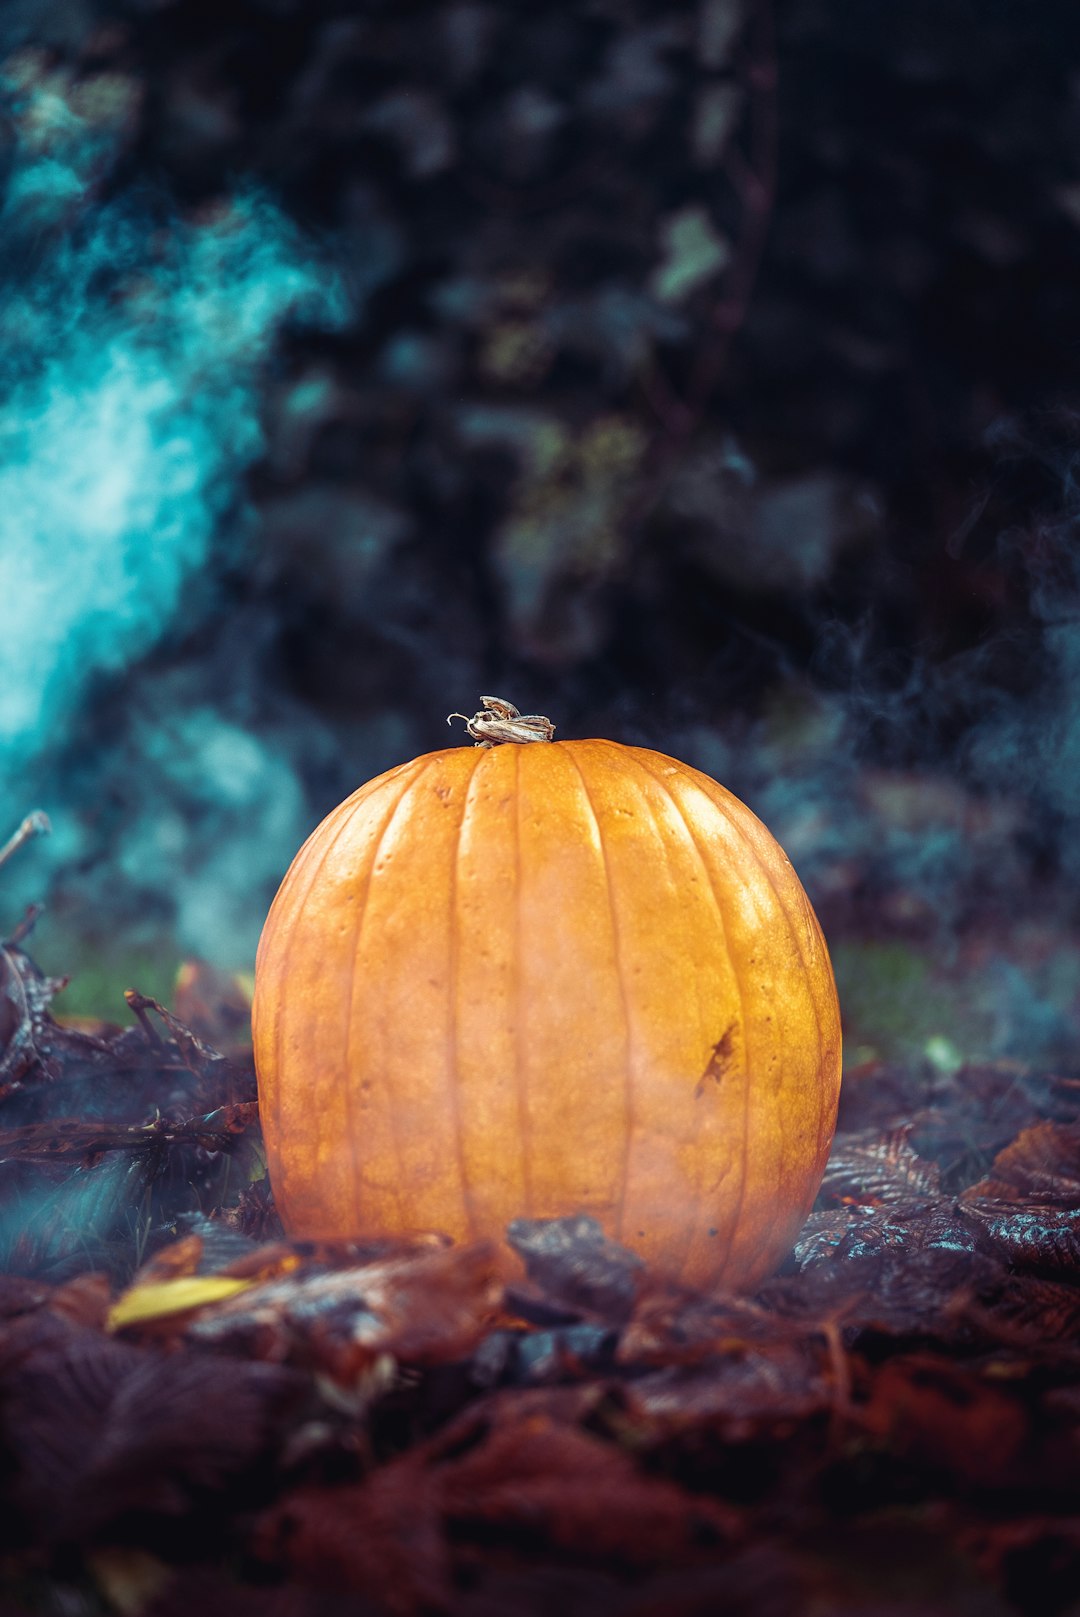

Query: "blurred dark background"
left=2, top=0, right=1080, bottom=1069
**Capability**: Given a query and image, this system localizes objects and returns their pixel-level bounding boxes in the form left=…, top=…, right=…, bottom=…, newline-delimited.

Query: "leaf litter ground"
left=2, top=940, right=1080, bottom=1616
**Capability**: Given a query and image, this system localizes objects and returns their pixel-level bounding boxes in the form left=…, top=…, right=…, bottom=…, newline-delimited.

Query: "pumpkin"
left=252, top=699, right=841, bottom=1290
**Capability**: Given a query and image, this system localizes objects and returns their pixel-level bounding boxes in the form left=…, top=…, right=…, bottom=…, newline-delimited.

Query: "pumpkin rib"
left=695, top=776, right=838, bottom=1196
left=625, top=748, right=753, bottom=1285
left=447, top=752, right=483, bottom=1242
left=791, top=880, right=841, bottom=1169
left=681, top=800, right=758, bottom=1288
left=730, top=821, right=834, bottom=1181
left=263, top=788, right=388, bottom=1221
left=718, top=809, right=794, bottom=1269
left=512, top=744, right=534, bottom=1218
left=304, top=800, right=381, bottom=1233
left=259, top=756, right=419, bottom=950
left=256, top=815, right=329, bottom=1171
left=353, top=758, right=447, bottom=1232
left=697, top=775, right=837, bottom=1075
left=679, top=773, right=824, bottom=1274
left=256, top=756, right=420, bottom=1004
left=564, top=746, right=635, bottom=1246
left=338, top=764, right=434, bottom=1235
left=609, top=745, right=708, bottom=1283
left=688, top=769, right=840, bottom=1271
left=678, top=781, right=795, bottom=1268
left=706, top=784, right=829, bottom=1075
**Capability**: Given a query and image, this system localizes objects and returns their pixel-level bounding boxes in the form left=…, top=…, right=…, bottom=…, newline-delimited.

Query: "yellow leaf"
left=89, top=1549, right=170, bottom=1615
left=107, top=1274, right=255, bottom=1331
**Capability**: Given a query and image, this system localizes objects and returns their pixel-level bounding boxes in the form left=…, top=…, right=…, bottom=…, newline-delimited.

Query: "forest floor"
left=2, top=938, right=1080, bottom=1617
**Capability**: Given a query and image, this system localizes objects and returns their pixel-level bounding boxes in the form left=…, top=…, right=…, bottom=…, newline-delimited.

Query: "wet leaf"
left=0, top=943, right=115, bottom=1099
left=958, top=1199, right=1080, bottom=1275
left=960, top=1515, right=1080, bottom=1617
left=507, top=1215, right=645, bottom=1323
left=0, top=1273, right=52, bottom=1320
left=860, top=1355, right=1030, bottom=1487
left=971, top=1120, right=1080, bottom=1204
left=618, top=1283, right=789, bottom=1366
left=0, top=1310, right=301, bottom=1543
left=818, top=1127, right=941, bottom=1206
left=499, top=1321, right=619, bottom=1386
left=437, top=1404, right=741, bottom=1563
left=774, top=1247, right=999, bottom=1350
left=141, top=1567, right=380, bottom=1617
left=619, top=1342, right=834, bottom=1437
left=790, top=1198, right=977, bottom=1269
left=968, top=1272, right=1080, bottom=1347
left=256, top=1394, right=741, bottom=1606
left=177, top=1242, right=502, bottom=1382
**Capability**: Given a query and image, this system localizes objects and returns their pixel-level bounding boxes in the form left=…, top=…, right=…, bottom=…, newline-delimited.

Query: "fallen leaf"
left=108, top=1274, right=260, bottom=1332
left=507, top=1215, right=645, bottom=1322
left=818, top=1127, right=941, bottom=1206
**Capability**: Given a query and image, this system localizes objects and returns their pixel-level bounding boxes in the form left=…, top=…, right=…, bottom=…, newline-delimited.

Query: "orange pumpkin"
left=252, top=699, right=841, bottom=1290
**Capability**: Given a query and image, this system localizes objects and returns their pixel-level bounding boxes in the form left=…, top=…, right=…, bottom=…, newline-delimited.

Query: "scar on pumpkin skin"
left=695, top=1022, right=738, bottom=1098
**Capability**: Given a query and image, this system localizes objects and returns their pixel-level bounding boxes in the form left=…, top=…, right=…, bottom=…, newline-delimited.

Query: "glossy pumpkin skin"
left=253, top=739, right=841, bottom=1291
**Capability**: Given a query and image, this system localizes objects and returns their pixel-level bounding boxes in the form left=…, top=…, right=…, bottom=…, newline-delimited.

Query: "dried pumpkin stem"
left=447, top=696, right=555, bottom=748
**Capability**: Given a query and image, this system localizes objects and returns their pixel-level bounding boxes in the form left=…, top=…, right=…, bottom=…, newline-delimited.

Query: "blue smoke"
left=0, top=48, right=347, bottom=969
left=0, top=194, right=345, bottom=762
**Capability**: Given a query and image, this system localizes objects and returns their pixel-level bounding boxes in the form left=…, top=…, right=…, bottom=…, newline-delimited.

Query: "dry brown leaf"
left=860, top=1354, right=1029, bottom=1486
left=969, top=1120, right=1080, bottom=1204
left=818, top=1127, right=942, bottom=1206
left=181, top=1242, right=502, bottom=1381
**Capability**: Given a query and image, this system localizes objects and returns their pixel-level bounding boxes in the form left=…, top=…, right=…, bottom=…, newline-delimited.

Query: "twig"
left=6, top=904, right=43, bottom=947
left=0, top=812, right=51, bottom=873
left=125, top=990, right=167, bottom=1050
left=0, top=1104, right=260, bottom=1165
left=125, top=988, right=235, bottom=1078
left=818, top=1315, right=854, bottom=1443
